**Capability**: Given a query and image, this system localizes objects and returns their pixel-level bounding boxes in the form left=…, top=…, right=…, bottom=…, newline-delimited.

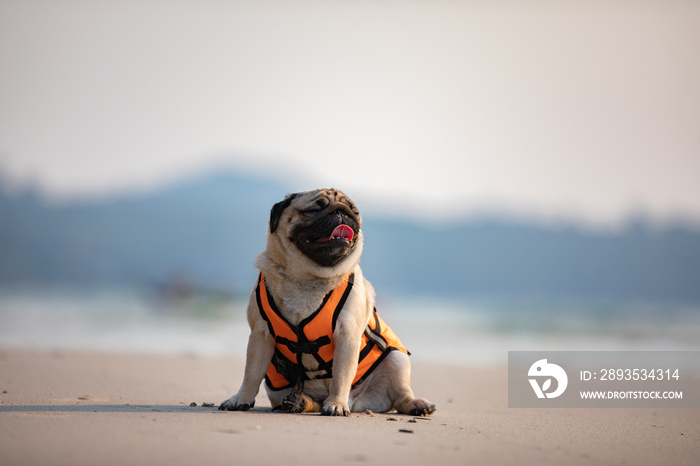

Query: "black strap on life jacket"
left=276, top=335, right=334, bottom=392
left=275, top=335, right=332, bottom=354
left=363, top=307, right=388, bottom=352
left=261, top=274, right=355, bottom=392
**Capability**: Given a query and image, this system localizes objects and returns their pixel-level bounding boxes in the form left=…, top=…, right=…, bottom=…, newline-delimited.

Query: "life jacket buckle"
left=277, top=335, right=331, bottom=354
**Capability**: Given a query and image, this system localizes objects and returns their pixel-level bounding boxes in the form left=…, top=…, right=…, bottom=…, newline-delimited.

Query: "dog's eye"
left=299, top=207, right=321, bottom=217
left=300, top=199, right=328, bottom=214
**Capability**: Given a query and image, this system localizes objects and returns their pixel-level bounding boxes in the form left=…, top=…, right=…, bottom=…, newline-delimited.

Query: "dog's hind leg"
left=389, top=352, right=436, bottom=416
left=351, top=350, right=436, bottom=416
left=349, top=367, right=393, bottom=413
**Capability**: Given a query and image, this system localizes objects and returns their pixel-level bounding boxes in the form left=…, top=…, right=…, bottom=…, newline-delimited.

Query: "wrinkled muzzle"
left=292, top=205, right=360, bottom=267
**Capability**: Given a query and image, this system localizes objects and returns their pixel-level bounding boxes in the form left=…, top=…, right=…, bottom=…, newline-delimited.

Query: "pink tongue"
left=330, top=224, right=354, bottom=241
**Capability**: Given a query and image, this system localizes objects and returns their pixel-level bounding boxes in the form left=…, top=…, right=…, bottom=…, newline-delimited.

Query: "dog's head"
left=266, top=188, right=363, bottom=273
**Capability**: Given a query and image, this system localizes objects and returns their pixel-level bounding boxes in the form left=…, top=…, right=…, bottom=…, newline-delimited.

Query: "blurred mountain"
left=0, top=171, right=282, bottom=291
left=1, top=170, right=699, bottom=301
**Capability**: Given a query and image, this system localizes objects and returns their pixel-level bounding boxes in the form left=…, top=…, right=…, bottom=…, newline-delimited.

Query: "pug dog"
left=219, top=188, right=435, bottom=416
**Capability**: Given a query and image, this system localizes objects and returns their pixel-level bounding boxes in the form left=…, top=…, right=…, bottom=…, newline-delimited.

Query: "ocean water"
left=1, top=287, right=698, bottom=365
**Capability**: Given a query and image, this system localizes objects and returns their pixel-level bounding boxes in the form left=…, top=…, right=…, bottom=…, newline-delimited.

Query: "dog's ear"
left=269, top=193, right=298, bottom=233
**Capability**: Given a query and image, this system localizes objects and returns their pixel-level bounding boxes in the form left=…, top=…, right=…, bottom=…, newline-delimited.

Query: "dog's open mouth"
left=298, top=224, right=355, bottom=249
left=293, top=208, right=359, bottom=266
left=314, top=225, right=354, bottom=244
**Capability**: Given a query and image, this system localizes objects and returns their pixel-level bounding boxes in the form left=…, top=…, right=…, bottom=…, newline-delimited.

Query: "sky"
left=1, top=0, right=699, bottom=228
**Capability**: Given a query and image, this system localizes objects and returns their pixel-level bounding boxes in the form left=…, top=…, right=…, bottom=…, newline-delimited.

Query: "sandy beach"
left=0, top=350, right=697, bottom=465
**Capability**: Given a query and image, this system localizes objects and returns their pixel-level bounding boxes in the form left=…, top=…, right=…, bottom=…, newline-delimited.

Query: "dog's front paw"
left=218, top=394, right=255, bottom=411
left=320, top=400, right=350, bottom=417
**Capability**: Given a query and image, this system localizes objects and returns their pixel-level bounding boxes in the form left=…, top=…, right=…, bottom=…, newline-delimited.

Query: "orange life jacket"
left=256, top=272, right=409, bottom=391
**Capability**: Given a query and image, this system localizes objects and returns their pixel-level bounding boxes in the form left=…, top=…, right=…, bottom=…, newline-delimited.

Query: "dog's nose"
left=327, top=201, right=359, bottom=226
